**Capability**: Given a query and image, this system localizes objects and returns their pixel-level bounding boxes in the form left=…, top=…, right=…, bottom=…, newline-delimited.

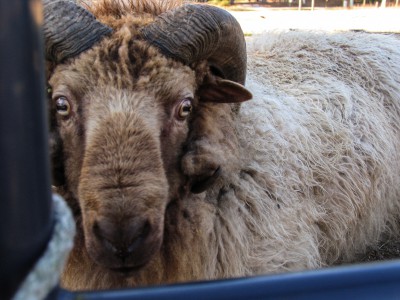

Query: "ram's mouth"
left=110, top=265, right=144, bottom=276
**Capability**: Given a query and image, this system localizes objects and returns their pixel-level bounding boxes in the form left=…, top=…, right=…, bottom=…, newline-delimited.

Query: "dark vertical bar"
left=0, top=0, right=53, bottom=299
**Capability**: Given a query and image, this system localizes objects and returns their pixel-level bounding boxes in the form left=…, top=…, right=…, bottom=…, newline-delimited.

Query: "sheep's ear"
left=199, top=76, right=252, bottom=103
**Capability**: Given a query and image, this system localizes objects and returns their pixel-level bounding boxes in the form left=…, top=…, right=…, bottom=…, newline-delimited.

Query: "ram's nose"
left=93, top=216, right=151, bottom=262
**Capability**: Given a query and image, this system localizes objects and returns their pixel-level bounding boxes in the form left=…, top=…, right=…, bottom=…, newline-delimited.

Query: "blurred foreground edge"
left=0, top=0, right=53, bottom=298
left=58, top=260, right=400, bottom=300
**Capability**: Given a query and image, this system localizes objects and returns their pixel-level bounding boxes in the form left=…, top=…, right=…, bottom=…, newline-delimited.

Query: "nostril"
left=93, top=221, right=118, bottom=254
left=93, top=217, right=152, bottom=260
left=127, top=220, right=151, bottom=253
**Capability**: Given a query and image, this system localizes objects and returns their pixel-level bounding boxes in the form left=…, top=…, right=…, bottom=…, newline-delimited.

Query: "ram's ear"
left=199, top=75, right=253, bottom=103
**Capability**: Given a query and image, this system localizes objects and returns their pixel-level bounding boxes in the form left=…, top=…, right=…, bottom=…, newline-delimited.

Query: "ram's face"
left=49, top=38, right=201, bottom=272
left=45, top=0, right=251, bottom=274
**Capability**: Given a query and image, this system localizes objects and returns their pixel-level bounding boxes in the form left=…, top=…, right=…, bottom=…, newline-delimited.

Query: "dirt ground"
left=228, top=6, right=400, bottom=34
left=229, top=6, right=400, bottom=263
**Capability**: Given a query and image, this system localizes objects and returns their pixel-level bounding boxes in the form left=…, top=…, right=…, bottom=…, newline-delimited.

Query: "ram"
left=44, top=0, right=400, bottom=291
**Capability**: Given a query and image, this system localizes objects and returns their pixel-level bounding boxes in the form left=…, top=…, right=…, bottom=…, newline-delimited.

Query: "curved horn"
left=140, top=4, right=247, bottom=84
left=43, top=0, right=112, bottom=62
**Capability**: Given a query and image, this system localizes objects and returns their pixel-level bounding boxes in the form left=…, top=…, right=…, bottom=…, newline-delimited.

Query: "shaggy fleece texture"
left=240, top=31, right=400, bottom=266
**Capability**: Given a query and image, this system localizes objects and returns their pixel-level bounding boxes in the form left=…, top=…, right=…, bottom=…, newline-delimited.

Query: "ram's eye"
left=55, top=97, right=71, bottom=116
left=177, top=98, right=193, bottom=120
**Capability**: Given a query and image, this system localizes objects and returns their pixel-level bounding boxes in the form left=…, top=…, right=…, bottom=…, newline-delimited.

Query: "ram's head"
left=45, top=0, right=251, bottom=273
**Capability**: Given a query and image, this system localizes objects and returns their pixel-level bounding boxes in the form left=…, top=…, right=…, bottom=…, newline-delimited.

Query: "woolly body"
left=242, top=31, right=400, bottom=266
